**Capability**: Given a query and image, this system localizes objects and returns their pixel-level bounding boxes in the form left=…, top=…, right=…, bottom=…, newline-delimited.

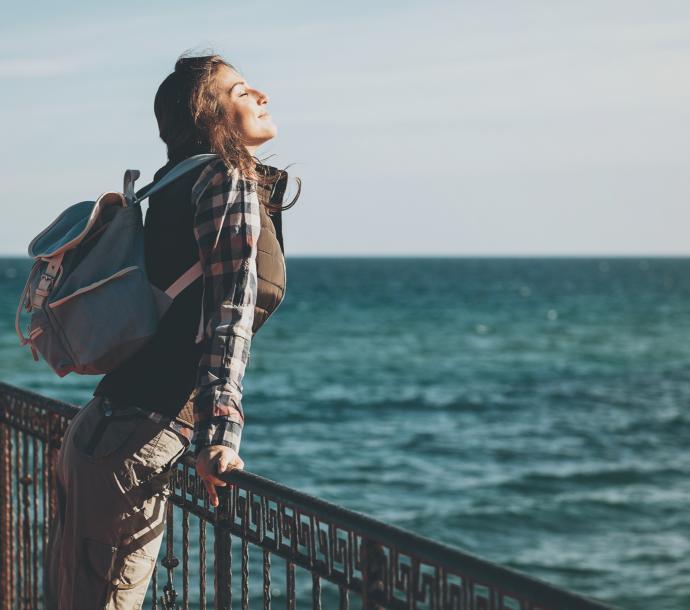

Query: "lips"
left=258, top=112, right=271, bottom=119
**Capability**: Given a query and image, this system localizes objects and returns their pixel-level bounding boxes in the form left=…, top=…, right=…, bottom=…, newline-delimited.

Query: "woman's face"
left=216, top=65, right=277, bottom=151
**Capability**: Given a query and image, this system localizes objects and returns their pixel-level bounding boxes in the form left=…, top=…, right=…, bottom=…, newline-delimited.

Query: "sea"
left=1, top=256, right=689, bottom=610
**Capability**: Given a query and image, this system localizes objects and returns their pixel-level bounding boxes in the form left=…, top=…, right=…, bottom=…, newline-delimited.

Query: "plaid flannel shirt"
left=188, top=158, right=262, bottom=456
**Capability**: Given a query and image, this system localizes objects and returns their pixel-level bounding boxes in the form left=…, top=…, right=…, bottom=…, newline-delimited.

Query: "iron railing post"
left=0, top=421, right=12, bottom=609
left=214, top=491, right=232, bottom=610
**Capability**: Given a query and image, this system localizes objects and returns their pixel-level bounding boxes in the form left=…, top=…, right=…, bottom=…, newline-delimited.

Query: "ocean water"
left=2, top=256, right=690, bottom=610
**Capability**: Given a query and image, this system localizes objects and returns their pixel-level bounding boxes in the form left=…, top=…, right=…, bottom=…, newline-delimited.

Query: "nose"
left=256, top=88, right=269, bottom=105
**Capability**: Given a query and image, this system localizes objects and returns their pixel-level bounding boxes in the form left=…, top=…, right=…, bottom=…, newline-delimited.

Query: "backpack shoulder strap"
left=128, top=153, right=220, bottom=205
left=165, top=260, right=203, bottom=299
left=130, top=154, right=218, bottom=316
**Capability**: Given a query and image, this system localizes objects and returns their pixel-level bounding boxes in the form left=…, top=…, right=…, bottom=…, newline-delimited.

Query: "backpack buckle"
left=123, top=169, right=141, bottom=206
left=34, top=273, right=55, bottom=300
left=40, top=272, right=55, bottom=288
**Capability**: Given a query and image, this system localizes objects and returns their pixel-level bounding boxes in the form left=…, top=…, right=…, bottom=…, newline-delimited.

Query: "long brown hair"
left=154, top=51, right=300, bottom=211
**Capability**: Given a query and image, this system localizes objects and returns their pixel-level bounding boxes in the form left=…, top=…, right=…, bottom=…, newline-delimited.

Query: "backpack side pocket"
left=28, top=307, right=76, bottom=377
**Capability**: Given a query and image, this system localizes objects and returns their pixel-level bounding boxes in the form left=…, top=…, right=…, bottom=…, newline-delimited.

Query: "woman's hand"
left=195, top=445, right=245, bottom=507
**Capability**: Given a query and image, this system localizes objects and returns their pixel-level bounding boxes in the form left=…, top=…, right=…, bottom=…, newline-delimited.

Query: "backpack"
left=15, top=153, right=220, bottom=377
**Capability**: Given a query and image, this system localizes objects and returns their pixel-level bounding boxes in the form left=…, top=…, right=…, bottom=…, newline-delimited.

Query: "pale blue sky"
left=1, top=0, right=689, bottom=256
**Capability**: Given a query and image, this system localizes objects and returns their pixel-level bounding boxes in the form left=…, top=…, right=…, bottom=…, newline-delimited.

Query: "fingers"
left=196, top=448, right=244, bottom=506
left=205, top=473, right=227, bottom=487
left=203, top=477, right=219, bottom=507
left=199, top=451, right=244, bottom=508
left=203, top=456, right=226, bottom=508
left=215, top=454, right=245, bottom=475
left=217, top=453, right=228, bottom=473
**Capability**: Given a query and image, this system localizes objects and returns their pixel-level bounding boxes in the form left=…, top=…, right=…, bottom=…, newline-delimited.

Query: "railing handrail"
left=212, top=462, right=617, bottom=609
left=0, top=381, right=622, bottom=610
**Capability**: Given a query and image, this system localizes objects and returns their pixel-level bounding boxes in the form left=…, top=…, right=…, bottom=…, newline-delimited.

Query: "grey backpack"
left=15, top=153, right=219, bottom=377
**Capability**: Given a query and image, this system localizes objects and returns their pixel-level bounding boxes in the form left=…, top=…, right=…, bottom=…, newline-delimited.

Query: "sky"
left=1, top=0, right=689, bottom=256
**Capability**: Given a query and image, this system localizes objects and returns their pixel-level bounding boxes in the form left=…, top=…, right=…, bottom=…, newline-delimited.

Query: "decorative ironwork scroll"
left=0, top=381, right=621, bottom=610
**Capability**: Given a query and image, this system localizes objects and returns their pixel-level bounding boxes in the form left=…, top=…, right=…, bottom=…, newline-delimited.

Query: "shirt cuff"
left=193, top=418, right=243, bottom=457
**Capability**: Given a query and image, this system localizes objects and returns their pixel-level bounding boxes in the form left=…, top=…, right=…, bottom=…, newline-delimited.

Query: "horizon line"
left=3, top=253, right=690, bottom=260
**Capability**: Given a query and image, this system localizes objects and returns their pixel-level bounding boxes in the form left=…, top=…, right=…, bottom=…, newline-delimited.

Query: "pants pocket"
left=72, top=400, right=140, bottom=460
left=114, top=547, right=156, bottom=591
left=119, top=426, right=190, bottom=494
left=78, top=538, right=157, bottom=610
left=110, top=548, right=157, bottom=610
left=75, top=538, right=119, bottom=609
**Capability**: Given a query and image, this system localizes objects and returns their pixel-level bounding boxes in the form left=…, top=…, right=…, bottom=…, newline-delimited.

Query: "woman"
left=45, top=52, right=300, bottom=610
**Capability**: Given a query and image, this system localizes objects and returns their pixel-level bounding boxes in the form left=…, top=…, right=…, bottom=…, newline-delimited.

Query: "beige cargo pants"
left=44, top=394, right=190, bottom=610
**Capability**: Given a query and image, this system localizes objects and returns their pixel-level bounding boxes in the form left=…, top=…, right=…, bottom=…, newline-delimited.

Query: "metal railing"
left=0, top=381, right=621, bottom=610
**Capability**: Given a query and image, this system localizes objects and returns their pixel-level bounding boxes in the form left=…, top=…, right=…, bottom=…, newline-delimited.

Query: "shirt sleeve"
left=189, top=159, right=261, bottom=456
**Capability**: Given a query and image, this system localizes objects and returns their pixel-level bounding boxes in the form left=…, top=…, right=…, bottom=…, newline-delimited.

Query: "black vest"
left=93, top=158, right=287, bottom=418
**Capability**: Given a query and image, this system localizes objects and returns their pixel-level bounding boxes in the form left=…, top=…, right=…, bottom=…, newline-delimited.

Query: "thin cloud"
left=0, top=57, right=92, bottom=77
